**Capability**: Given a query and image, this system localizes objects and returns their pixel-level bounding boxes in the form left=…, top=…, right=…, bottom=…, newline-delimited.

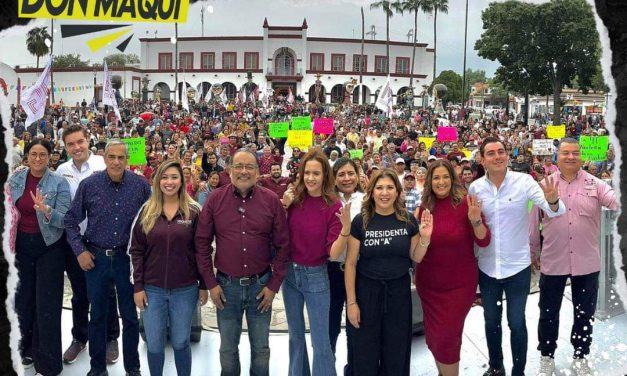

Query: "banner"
left=268, top=122, right=289, bottom=138
left=419, top=137, right=436, bottom=150
left=102, top=61, right=122, bottom=122
left=122, top=137, right=147, bottom=166
left=580, top=136, right=609, bottom=161
left=348, top=149, right=364, bottom=159
left=20, top=58, right=52, bottom=126
left=532, top=139, right=555, bottom=155
left=288, top=130, right=313, bottom=150
left=436, top=127, right=458, bottom=142
left=18, top=0, right=189, bottom=23
left=546, top=125, right=566, bottom=139
left=291, top=116, right=312, bottom=130
left=313, top=118, right=334, bottom=134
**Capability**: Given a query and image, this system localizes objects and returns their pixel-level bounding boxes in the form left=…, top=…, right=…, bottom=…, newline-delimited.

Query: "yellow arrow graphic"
left=86, top=28, right=133, bottom=52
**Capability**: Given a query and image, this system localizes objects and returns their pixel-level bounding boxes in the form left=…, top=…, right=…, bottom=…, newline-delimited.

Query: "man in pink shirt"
left=529, top=138, right=618, bottom=376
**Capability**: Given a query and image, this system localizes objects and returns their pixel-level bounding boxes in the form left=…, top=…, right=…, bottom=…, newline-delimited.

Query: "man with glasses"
left=195, top=149, right=290, bottom=376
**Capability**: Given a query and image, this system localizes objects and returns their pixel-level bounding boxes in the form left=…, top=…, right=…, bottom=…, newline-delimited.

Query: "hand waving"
left=419, top=209, right=433, bottom=238
left=336, top=202, right=352, bottom=230
left=467, top=194, right=483, bottom=222
left=541, top=176, right=560, bottom=204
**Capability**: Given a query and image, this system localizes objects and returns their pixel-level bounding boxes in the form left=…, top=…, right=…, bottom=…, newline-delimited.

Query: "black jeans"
left=328, top=261, right=353, bottom=375
left=64, top=246, right=120, bottom=344
left=15, top=231, right=65, bottom=376
left=537, top=272, right=599, bottom=359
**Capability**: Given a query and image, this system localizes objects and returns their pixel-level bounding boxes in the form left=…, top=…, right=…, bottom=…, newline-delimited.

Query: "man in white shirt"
left=56, top=125, right=120, bottom=365
left=468, top=136, right=565, bottom=376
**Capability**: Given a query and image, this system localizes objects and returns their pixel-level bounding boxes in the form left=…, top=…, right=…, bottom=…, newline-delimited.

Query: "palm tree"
left=426, top=0, right=449, bottom=84
left=370, top=0, right=402, bottom=74
left=26, top=27, right=51, bottom=68
left=397, top=0, right=431, bottom=90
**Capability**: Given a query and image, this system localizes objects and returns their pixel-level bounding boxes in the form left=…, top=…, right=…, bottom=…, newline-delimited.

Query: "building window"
left=310, top=53, right=324, bottom=72
left=201, top=53, right=215, bottom=70
left=396, top=57, right=410, bottom=75
left=374, top=56, right=388, bottom=73
left=158, top=53, right=172, bottom=70
left=275, top=48, right=295, bottom=76
left=244, top=52, right=259, bottom=70
left=179, top=52, right=193, bottom=70
left=222, top=52, right=237, bottom=70
left=353, top=54, right=367, bottom=73
left=331, top=54, right=345, bottom=71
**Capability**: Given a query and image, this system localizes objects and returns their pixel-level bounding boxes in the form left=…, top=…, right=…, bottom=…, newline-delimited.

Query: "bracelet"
left=340, top=232, right=350, bottom=237
left=347, top=301, right=357, bottom=306
left=547, top=198, right=559, bottom=205
left=419, top=238, right=430, bottom=247
left=470, top=219, right=483, bottom=227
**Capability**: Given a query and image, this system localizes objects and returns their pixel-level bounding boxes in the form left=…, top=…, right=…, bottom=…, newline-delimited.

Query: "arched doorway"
left=308, top=84, right=327, bottom=103
left=397, top=86, right=411, bottom=105
left=153, top=82, right=171, bottom=101
left=273, top=47, right=296, bottom=76
left=197, top=82, right=211, bottom=101
left=352, top=85, right=371, bottom=104
left=222, top=82, right=237, bottom=100
left=330, top=84, right=344, bottom=104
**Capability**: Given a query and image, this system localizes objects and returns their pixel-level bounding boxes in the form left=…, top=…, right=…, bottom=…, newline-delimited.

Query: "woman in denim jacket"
left=9, top=138, right=71, bottom=376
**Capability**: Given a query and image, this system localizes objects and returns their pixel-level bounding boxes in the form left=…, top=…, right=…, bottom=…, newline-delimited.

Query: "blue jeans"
left=85, top=250, right=140, bottom=373
left=216, top=270, right=272, bottom=376
left=143, top=284, right=198, bottom=376
left=479, top=266, right=531, bottom=376
left=282, top=263, right=336, bottom=376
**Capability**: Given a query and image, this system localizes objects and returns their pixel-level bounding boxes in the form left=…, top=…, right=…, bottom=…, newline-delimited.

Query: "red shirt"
left=195, top=185, right=290, bottom=292
left=258, top=176, right=291, bottom=198
left=16, top=173, right=42, bottom=234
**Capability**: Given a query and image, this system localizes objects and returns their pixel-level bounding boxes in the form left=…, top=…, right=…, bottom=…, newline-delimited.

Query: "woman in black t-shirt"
left=344, top=169, right=433, bottom=376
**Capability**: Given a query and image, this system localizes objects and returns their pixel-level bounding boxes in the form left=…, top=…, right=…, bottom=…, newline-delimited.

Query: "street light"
left=171, top=25, right=178, bottom=104
left=200, top=3, right=214, bottom=37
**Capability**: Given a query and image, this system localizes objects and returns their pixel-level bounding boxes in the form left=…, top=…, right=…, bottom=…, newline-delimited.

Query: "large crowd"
left=6, top=95, right=618, bottom=376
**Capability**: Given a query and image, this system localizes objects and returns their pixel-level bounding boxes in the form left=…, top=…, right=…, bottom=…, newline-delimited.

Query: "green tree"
left=370, top=0, right=403, bottom=74
left=104, top=53, right=141, bottom=66
left=475, top=0, right=600, bottom=125
left=396, top=0, right=431, bottom=89
left=432, top=70, right=463, bottom=104
left=424, top=0, right=449, bottom=84
left=53, top=54, right=90, bottom=68
left=26, top=27, right=50, bottom=68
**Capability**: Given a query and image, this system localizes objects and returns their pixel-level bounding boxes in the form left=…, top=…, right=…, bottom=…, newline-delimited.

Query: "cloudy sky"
left=0, top=0, right=586, bottom=77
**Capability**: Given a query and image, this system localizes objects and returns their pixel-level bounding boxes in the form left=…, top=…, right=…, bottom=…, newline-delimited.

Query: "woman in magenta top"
left=416, top=159, right=491, bottom=376
left=282, top=149, right=352, bottom=376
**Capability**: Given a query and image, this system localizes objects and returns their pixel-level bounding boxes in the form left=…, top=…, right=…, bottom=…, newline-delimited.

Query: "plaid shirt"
left=404, top=188, right=421, bottom=214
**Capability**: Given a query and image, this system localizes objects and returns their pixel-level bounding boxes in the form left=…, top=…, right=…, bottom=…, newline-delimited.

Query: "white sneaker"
left=572, top=358, right=592, bottom=376
left=537, top=355, right=555, bottom=376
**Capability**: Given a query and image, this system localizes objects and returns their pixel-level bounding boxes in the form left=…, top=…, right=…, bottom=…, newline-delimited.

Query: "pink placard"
left=437, top=127, right=458, bottom=142
left=313, top=118, right=335, bottom=135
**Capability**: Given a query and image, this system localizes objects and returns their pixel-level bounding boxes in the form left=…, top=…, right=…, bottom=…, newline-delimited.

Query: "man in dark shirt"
left=511, top=154, right=531, bottom=174
left=258, top=162, right=292, bottom=198
left=65, top=140, right=151, bottom=376
left=195, top=149, right=290, bottom=376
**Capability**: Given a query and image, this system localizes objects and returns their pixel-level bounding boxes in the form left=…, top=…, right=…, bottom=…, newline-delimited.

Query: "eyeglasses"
left=232, top=164, right=258, bottom=172
left=28, top=152, right=49, bottom=159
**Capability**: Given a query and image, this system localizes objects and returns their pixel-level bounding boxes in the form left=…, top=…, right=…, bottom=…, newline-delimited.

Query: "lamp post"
left=93, top=69, right=97, bottom=109
left=200, top=3, right=214, bottom=37
left=171, top=24, right=178, bottom=103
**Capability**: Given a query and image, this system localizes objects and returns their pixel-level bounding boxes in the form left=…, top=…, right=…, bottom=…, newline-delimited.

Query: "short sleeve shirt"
left=350, top=212, right=418, bottom=280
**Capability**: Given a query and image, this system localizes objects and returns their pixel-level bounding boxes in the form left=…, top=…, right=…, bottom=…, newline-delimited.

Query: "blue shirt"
left=65, top=170, right=151, bottom=256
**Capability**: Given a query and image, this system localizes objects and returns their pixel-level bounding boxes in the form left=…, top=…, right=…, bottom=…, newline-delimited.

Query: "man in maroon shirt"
left=195, top=150, right=290, bottom=376
left=258, top=162, right=292, bottom=198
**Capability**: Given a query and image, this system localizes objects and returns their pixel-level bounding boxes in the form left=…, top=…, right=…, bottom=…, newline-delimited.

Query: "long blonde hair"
left=140, top=159, right=200, bottom=234
left=361, top=169, right=411, bottom=230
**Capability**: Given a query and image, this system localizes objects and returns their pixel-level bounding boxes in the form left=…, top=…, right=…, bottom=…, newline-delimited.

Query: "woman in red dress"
left=416, top=159, right=491, bottom=376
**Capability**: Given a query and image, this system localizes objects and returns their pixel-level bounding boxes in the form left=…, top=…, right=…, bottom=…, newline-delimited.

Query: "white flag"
left=20, top=58, right=52, bottom=127
left=204, top=88, right=212, bottom=102
left=287, top=87, right=295, bottom=104
left=220, top=89, right=227, bottom=103
left=102, top=61, right=122, bottom=123
left=181, top=76, right=189, bottom=112
left=375, top=75, right=393, bottom=115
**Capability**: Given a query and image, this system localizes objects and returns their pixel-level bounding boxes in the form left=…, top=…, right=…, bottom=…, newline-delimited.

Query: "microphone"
left=238, top=207, right=246, bottom=214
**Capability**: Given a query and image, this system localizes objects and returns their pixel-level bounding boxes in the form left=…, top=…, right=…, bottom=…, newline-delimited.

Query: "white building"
left=2, top=18, right=434, bottom=107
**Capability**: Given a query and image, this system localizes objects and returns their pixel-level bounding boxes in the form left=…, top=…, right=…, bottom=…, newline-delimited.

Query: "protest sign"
left=580, top=136, right=609, bottom=161
left=546, top=125, right=566, bottom=139
left=532, top=139, right=555, bottom=155
left=436, top=127, right=458, bottom=142
left=288, top=130, right=313, bottom=150
left=291, top=116, right=312, bottom=130
left=122, top=137, right=146, bottom=166
left=419, top=137, right=436, bottom=150
left=348, top=149, right=364, bottom=159
left=268, top=122, right=289, bottom=138
left=313, top=118, right=334, bottom=134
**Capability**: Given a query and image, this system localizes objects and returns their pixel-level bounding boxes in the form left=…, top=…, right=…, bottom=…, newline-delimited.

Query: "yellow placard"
left=419, top=137, right=436, bottom=150
left=288, top=130, right=313, bottom=151
left=546, top=125, right=566, bottom=140
left=461, top=149, right=473, bottom=159
left=18, top=0, right=189, bottom=23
